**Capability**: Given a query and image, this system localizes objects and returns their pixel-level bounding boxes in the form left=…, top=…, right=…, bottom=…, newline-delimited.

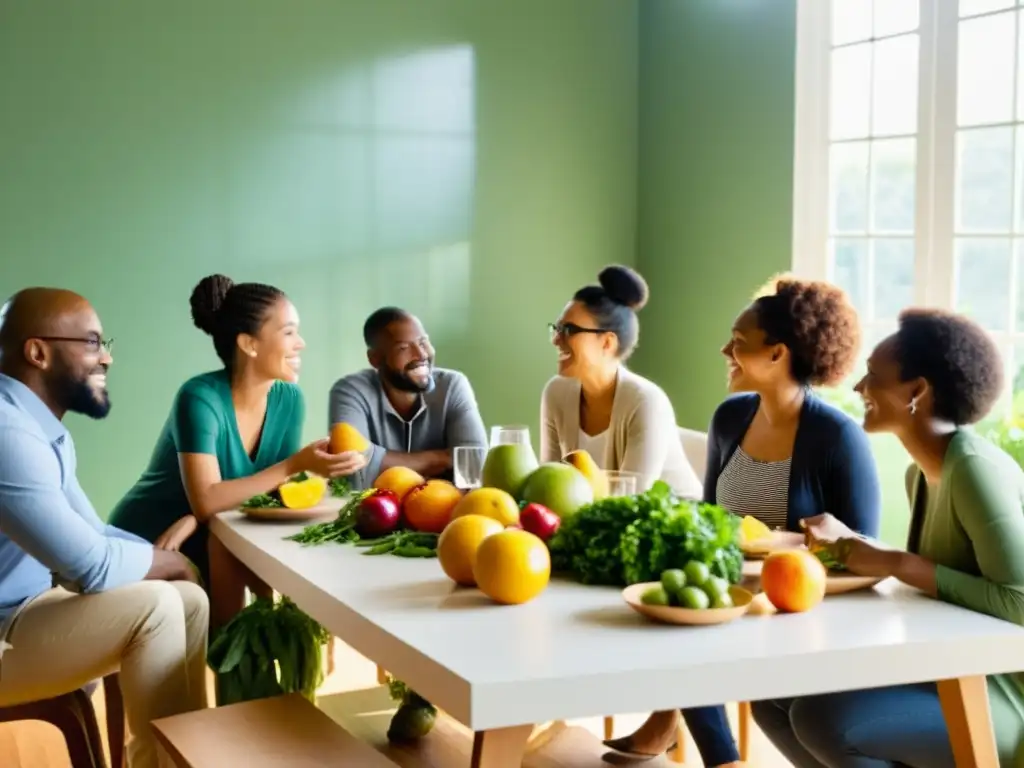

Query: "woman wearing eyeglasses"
left=109, top=274, right=365, bottom=629
left=540, top=264, right=702, bottom=498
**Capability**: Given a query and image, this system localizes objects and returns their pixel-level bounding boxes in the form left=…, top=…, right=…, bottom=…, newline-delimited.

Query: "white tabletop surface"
left=212, top=513, right=1024, bottom=731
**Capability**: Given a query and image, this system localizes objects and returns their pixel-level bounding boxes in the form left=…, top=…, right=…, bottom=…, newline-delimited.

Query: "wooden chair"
left=0, top=673, right=125, bottom=768
left=152, top=692, right=398, bottom=767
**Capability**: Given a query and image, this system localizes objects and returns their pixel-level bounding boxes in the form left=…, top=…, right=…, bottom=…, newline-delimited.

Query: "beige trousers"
left=0, top=581, right=209, bottom=768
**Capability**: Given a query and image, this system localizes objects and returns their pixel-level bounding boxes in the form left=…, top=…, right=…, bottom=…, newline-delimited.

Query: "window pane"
left=955, top=237, right=1013, bottom=330
left=833, top=0, right=873, bottom=45
left=831, top=44, right=872, bottom=140
left=958, top=12, right=1017, bottom=126
left=957, top=127, right=1014, bottom=233
left=1018, top=12, right=1024, bottom=121
left=960, top=0, right=1015, bottom=17
left=874, top=0, right=919, bottom=36
left=831, top=238, right=870, bottom=316
left=872, top=35, right=919, bottom=136
left=872, top=239, right=915, bottom=320
left=871, top=138, right=917, bottom=233
left=1015, top=240, right=1024, bottom=331
left=830, top=142, right=870, bottom=233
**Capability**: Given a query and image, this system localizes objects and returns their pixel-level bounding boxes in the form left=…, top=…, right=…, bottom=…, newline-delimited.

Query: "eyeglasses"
left=33, top=336, right=114, bottom=354
left=547, top=322, right=609, bottom=339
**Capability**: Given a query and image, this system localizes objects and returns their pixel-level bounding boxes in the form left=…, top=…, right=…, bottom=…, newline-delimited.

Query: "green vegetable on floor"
left=549, top=481, right=743, bottom=586
left=385, top=675, right=437, bottom=743
left=207, top=596, right=330, bottom=706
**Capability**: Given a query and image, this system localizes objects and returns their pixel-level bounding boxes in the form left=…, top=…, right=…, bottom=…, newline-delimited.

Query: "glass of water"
left=489, top=425, right=531, bottom=447
left=604, top=470, right=641, bottom=498
left=453, top=446, right=487, bottom=489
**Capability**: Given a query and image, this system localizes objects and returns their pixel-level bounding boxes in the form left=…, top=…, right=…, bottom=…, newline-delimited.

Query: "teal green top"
left=906, top=429, right=1024, bottom=764
left=109, top=369, right=304, bottom=584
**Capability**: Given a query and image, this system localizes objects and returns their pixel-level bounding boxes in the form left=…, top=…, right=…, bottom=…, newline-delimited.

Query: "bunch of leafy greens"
left=549, top=481, right=742, bottom=586
left=207, top=596, right=330, bottom=706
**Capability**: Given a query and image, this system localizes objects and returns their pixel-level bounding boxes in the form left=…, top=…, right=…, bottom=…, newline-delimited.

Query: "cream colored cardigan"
left=539, top=366, right=703, bottom=498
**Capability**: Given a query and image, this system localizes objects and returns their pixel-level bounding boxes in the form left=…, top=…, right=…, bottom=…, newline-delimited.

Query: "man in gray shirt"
left=328, top=307, right=488, bottom=489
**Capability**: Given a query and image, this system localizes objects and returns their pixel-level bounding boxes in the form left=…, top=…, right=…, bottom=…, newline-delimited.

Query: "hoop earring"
left=909, top=399, right=918, bottom=416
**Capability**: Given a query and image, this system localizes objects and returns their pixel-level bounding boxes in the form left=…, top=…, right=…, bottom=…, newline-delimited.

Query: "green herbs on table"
left=549, top=480, right=743, bottom=586
left=207, top=596, right=330, bottom=706
left=241, top=473, right=351, bottom=509
left=285, top=490, right=439, bottom=557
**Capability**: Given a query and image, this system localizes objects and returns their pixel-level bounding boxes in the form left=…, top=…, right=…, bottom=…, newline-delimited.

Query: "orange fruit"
left=450, top=487, right=520, bottom=527
left=330, top=422, right=369, bottom=453
left=402, top=480, right=463, bottom=533
left=473, top=529, right=551, bottom=605
left=373, top=466, right=426, bottom=502
left=761, top=549, right=827, bottom=613
left=437, top=514, right=505, bottom=586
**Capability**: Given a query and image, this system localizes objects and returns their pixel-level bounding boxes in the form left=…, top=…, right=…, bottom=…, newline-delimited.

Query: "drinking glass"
left=604, top=470, right=640, bottom=497
left=489, top=425, right=531, bottom=448
left=453, top=446, right=487, bottom=490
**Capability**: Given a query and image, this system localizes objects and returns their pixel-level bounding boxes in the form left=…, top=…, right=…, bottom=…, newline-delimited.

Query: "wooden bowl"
left=622, top=583, right=754, bottom=626
left=740, top=530, right=805, bottom=559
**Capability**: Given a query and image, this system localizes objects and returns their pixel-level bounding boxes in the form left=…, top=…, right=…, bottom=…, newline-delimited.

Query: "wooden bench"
left=152, top=693, right=398, bottom=767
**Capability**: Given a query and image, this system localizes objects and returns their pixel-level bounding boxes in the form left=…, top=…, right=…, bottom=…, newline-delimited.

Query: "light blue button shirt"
left=0, top=374, right=153, bottom=650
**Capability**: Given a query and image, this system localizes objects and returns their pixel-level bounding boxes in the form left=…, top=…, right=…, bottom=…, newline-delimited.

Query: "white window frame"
left=791, top=0, right=959, bottom=319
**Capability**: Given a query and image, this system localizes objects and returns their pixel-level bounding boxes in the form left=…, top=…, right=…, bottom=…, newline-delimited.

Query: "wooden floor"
left=0, top=638, right=790, bottom=767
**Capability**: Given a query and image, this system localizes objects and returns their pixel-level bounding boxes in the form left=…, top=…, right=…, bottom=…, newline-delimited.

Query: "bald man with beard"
left=0, top=288, right=209, bottom=768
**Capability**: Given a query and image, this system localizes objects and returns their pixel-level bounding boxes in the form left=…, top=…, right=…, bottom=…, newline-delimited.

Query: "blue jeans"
left=681, top=706, right=740, bottom=766
left=751, top=684, right=956, bottom=768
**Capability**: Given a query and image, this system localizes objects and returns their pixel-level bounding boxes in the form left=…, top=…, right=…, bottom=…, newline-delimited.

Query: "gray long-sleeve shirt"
left=327, top=367, right=488, bottom=489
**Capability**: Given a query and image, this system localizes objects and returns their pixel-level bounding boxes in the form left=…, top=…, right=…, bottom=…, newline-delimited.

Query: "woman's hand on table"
left=802, top=513, right=908, bottom=581
left=155, top=514, right=199, bottom=552
left=800, top=513, right=856, bottom=546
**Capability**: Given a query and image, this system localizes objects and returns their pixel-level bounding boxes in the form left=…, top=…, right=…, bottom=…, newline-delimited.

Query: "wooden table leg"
left=937, top=676, right=999, bottom=768
left=471, top=724, right=533, bottom=768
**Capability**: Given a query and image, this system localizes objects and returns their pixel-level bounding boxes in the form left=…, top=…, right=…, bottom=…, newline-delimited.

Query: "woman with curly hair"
left=606, top=276, right=881, bottom=766
left=754, top=309, right=1024, bottom=767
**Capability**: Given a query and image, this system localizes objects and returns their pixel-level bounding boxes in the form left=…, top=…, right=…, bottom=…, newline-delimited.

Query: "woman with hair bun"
left=541, top=264, right=701, bottom=497
left=110, top=274, right=365, bottom=628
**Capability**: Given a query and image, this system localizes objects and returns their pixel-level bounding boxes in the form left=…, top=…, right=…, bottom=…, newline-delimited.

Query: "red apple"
left=356, top=490, right=401, bottom=537
left=519, top=503, right=561, bottom=541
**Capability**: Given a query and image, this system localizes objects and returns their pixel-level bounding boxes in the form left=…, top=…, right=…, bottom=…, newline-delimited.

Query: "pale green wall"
left=0, top=1, right=638, bottom=516
left=632, top=0, right=798, bottom=430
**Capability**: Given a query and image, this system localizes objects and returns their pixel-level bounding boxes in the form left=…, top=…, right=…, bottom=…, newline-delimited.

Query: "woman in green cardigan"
left=110, top=274, right=365, bottom=628
left=753, top=307, right=1024, bottom=767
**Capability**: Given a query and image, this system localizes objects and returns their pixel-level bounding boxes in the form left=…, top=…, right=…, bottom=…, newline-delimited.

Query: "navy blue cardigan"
left=680, top=392, right=882, bottom=766
left=703, top=392, right=881, bottom=538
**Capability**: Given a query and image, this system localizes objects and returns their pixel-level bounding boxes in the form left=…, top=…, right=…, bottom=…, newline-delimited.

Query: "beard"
left=381, top=361, right=435, bottom=394
left=56, top=367, right=111, bottom=419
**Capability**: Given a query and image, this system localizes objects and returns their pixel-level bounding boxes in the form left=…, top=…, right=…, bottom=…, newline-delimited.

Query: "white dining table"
left=211, top=512, right=1024, bottom=768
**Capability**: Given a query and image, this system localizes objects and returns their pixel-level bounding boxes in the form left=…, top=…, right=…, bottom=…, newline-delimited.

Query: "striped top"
left=715, top=447, right=792, bottom=529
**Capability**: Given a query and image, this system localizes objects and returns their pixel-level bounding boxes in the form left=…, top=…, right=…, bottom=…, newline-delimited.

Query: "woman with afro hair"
left=606, top=276, right=881, bottom=767
left=754, top=309, right=1024, bottom=767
